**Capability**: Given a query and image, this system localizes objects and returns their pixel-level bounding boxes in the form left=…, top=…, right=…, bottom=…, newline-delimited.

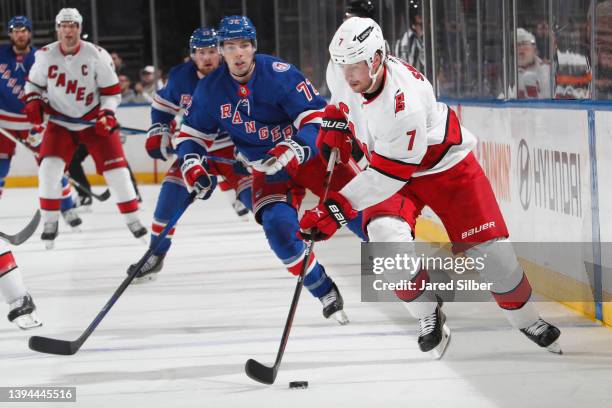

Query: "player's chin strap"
left=364, top=60, right=384, bottom=94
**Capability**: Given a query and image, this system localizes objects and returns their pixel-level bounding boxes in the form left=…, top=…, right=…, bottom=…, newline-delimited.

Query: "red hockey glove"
left=317, top=105, right=353, bottom=164
left=95, top=109, right=119, bottom=137
left=145, top=123, right=172, bottom=161
left=23, top=93, right=45, bottom=125
left=253, top=139, right=308, bottom=177
left=180, top=154, right=217, bottom=200
left=298, top=191, right=358, bottom=241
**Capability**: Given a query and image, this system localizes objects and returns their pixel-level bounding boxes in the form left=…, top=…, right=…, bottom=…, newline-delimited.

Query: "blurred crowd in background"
left=0, top=0, right=610, bottom=102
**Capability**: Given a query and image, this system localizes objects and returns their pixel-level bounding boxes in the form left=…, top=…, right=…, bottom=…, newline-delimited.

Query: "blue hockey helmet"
left=7, top=15, right=32, bottom=33
left=189, top=27, right=217, bottom=53
left=217, top=15, right=257, bottom=48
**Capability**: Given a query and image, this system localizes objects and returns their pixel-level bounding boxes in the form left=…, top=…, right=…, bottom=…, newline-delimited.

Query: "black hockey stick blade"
left=94, top=188, right=111, bottom=201
left=0, top=210, right=41, bottom=245
left=245, top=359, right=277, bottom=385
left=28, top=336, right=79, bottom=355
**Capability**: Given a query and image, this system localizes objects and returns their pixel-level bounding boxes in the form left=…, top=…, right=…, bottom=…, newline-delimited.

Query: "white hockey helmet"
left=55, top=8, right=83, bottom=28
left=329, top=17, right=386, bottom=69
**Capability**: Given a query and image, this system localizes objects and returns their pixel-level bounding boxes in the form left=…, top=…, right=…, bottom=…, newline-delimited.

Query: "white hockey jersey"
left=327, top=56, right=477, bottom=210
left=25, top=41, right=121, bottom=131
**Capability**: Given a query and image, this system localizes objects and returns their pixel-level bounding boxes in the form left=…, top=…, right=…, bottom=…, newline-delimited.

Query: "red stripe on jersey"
left=177, top=132, right=215, bottom=149
left=40, top=198, right=61, bottom=211
left=153, top=95, right=180, bottom=113
left=287, top=252, right=316, bottom=277
left=0, top=251, right=17, bottom=275
left=99, top=83, right=121, bottom=96
left=370, top=152, right=417, bottom=181
left=492, top=273, right=533, bottom=310
left=0, top=114, right=29, bottom=122
left=116, top=199, right=139, bottom=214
left=394, top=268, right=429, bottom=302
left=417, top=108, right=463, bottom=171
left=298, top=111, right=324, bottom=129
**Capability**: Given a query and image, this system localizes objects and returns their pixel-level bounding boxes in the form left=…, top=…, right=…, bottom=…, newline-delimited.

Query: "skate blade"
left=139, top=236, right=148, bottom=245
left=76, top=206, right=93, bottom=214
left=429, top=324, right=451, bottom=360
left=43, top=240, right=55, bottom=250
left=70, top=226, right=82, bottom=233
left=546, top=341, right=563, bottom=355
left=14, top=313, right=43, bottom=330
left=330, top=310, right=350, bottom=325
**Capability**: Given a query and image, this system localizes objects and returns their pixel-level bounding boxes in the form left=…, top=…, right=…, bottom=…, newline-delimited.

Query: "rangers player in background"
left=128, top=27, right=252, bottom=281
left=175, top=16, right=368, bottom=324
left=0, top=238, right=41, bottom=329
left=24, top=8, right=147, bottom=249
left=0, top=16, right=82, bottom=229
left=300, top=17, right=562, bottom=356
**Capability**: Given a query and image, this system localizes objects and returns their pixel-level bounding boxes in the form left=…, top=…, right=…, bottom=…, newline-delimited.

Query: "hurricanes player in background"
left=23, top=8, right=147, bottom=249
left=128, top=27, right=252, bottom=281
left=0, top=16, right=82, bottom=229
left=300, top=17, right=562, bottom=356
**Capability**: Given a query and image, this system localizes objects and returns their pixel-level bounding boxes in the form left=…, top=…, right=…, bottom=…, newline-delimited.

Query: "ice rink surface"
left=0, top=186, right=610, bottom=408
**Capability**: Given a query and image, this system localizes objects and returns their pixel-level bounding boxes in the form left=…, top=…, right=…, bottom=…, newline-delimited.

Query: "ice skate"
left=319, top=282, right=349, bottom=325
left=520, top=318, right=562, bottom=354
left=61, top=208, right=83, bottom=231
left=75, top=195, right=93, bottom=213
left=40, top=221, right=58, bottom=250
left=232, top=199, right=249, bottom=221
left=8, top=294, right=42, bottom=330
left=127, top=220, right=148, bottom=243
left=127, top=253, right=165, bottom=283
left=417, top=300, right=451, bottom=359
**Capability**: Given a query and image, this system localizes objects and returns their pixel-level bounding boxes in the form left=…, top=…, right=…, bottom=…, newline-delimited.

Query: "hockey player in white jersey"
left=24, top=8, right=147, bottom=248
left=300, top=17, right=562, bottom=357
left=0, top=239, right=41, bottom=329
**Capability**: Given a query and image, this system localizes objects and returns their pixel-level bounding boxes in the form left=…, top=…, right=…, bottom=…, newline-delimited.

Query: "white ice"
left=0, top=186, right=611, bottom=408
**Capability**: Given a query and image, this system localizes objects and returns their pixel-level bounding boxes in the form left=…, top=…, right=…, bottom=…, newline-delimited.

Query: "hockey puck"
left=289, top=381, right=309, bottom=389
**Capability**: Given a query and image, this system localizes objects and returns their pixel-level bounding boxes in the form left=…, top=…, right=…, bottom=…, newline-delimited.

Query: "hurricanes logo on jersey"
left=394, top=90, right=405, bottom=114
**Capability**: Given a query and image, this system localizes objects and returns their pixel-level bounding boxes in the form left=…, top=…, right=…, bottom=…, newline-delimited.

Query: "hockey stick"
left=65, top=173, right=111, bottom=202
left=28, top=191, right=197, bottom=355
left=47, top=119, right=241, bottom=166
left=245, top=148, right=339, bottom=385
left=0, top=127, right=111, bottom=202
left=0, top=210, right=41, bottom=245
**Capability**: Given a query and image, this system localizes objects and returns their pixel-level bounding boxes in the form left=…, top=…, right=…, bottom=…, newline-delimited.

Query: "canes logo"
left=272, top=62, right=290, bottom=72
left=394, top=90, right=405, bottom=114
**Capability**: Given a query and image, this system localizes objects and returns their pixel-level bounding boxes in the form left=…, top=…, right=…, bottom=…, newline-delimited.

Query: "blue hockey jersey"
left=177, top=54, right=325, bottom=163
left=151, top=59, right=232, bottom=151
left=151, top=60, right=200, bottom=125
left=0, top=44, right=35, bottom=130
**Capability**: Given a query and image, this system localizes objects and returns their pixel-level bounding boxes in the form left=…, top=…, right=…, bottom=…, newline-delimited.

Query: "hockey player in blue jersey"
left=176, top=16, right=367, bottom=324
left=127, top=27, right=252, bottom=280
left=0, top=15, right=82, bottom=229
